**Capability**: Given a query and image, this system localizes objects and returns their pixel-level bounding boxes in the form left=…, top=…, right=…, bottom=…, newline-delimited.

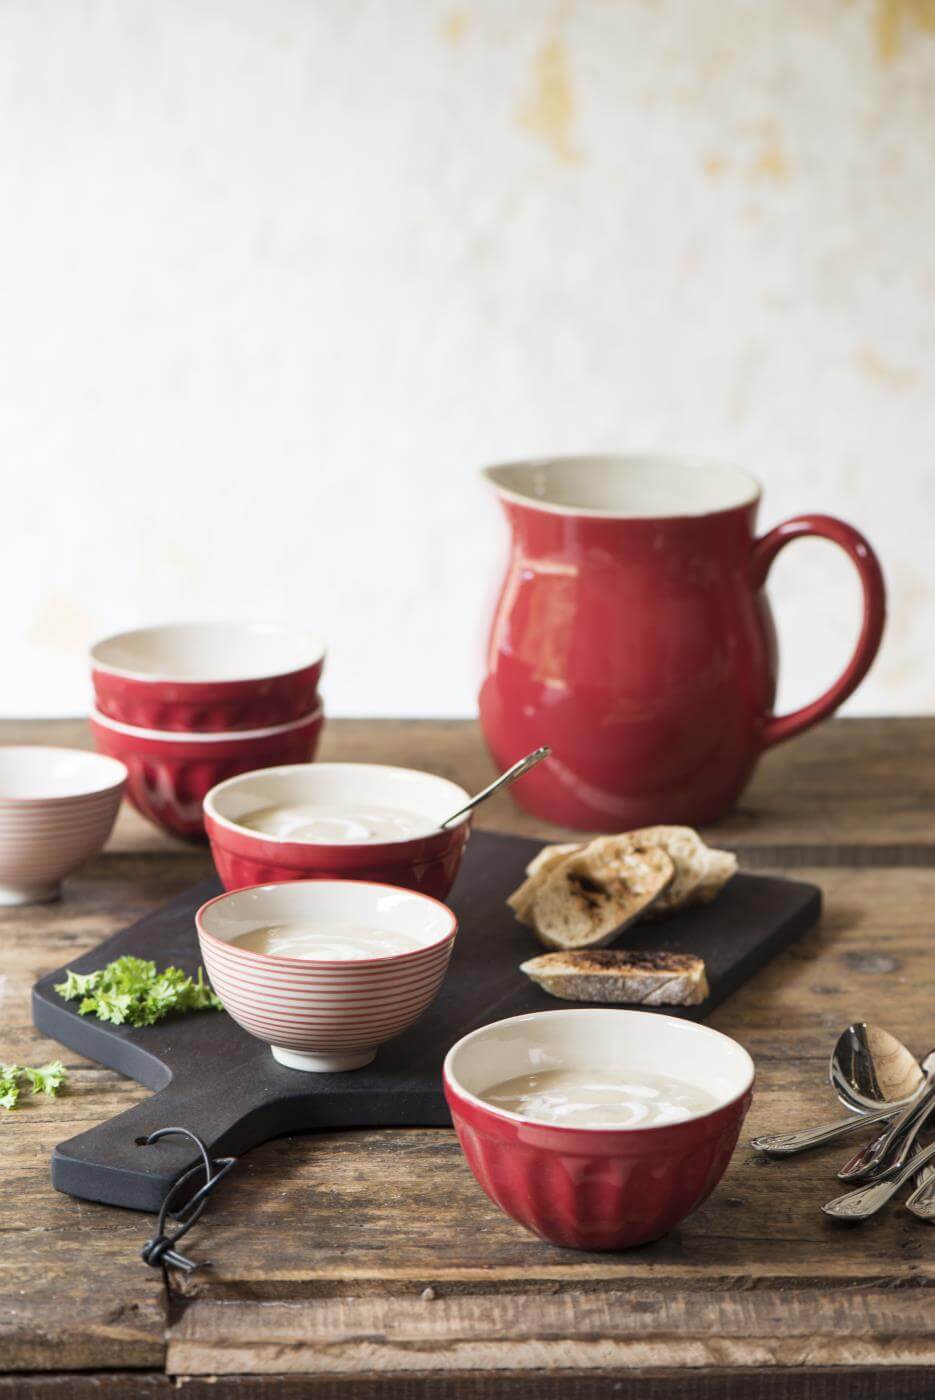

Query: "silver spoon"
left=906, top=1166, right=935, bottom=1220
left=822, top=1140, right=935, bottom=1222
left=831, top=1027, right=935, bottom=1193
left=830, top=1026, right=935, bottom=1193
left=439, top=747, right=551, bottom=829
left=830, top=1021, right=925, bottom=1110
left=750, top=1023, right=926, bottom=1156
left=836, top=1049, right=935, bottom=1182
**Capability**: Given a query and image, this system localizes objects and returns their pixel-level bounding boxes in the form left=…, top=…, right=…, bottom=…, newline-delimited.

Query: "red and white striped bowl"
left=0, top=747, right=127, bottom=904
left=196, top=880, right=458, bottom=1072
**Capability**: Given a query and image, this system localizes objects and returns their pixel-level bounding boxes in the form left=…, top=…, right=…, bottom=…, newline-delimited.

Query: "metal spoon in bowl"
left=750, top=1023, right=927, bottom=1156
left=439, top=747, right=551, bottom=829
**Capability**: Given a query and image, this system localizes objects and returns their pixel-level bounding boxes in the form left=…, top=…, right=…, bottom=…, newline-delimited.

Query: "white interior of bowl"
left=445, top=1009, right=754, bottom=1127
left=199, top=879, right=456, bottom=955
left=204, top=763, right=471, bottom=842
left=484, top=455, right=760, bottom=519
left=0, top=746, right=127, bottom=800
left=90, top=621, right=325, bottom=682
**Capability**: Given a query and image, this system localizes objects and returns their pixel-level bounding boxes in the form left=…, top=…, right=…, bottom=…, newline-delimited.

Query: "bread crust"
left=506, top=842, right=581, bottom=926
left=521, top=949, right=709, bottom=1006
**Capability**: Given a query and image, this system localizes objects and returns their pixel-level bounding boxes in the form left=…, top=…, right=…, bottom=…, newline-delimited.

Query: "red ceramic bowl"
left=203, top=762, right=472, bottom=899
left=444, top=1009, right=754, bottom=1251
left=90, top=706, right=324, bottom=843
left=91, top=622, right=325, bottom=731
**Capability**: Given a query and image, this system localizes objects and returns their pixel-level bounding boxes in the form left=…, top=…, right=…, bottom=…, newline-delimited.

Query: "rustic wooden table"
left=2, top=716, right=934, bottom=1398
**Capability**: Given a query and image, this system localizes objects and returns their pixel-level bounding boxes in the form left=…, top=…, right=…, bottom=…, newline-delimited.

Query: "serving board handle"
left=51, top=1062, right=300, bottom=1212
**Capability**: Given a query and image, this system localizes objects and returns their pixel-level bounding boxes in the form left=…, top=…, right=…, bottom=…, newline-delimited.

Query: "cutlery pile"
left=751, top=1021, right=935, bottom=1222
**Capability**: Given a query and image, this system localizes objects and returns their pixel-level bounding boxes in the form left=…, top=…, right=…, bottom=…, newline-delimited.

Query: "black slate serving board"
left=33, top=830, right=820, bottom=1212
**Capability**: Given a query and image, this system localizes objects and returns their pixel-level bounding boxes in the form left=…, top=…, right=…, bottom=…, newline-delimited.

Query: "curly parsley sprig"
left=0, top=1061, right=67, bottom=1110
left=55, top=955, right=222, bottom=1028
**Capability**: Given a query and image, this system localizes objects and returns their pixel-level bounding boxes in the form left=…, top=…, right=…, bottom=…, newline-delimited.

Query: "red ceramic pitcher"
left=478, top=455, right=885, bottom=829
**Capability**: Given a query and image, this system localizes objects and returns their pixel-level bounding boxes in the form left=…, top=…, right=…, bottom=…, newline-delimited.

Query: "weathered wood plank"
left=3, top=715, right=935, bottom=857
left=4, top=1370, right=935, bottom=1399
left=166, top=1291, right=935, bottom=1375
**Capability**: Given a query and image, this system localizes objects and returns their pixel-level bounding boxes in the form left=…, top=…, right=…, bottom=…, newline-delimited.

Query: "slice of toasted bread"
left=520, top=949, right=709, bottom=1005
left=529, top=840, right=674, bottom=950
left=507, top=842, right=582, bottom=926
left=526, top=842, right=582, bottom=877
left=619, top=826, right=709, bottom=914
left=695, top=847, right=739, bottom=904
left=621, top=827, right=737, bottom=917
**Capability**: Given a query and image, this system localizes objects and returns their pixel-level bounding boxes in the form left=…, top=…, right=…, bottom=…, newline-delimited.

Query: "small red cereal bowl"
left=91, top=621, right=325, bottom=732
left=90, top=705, right=324, bottom=843
left=196, top=879, right=458, bottom=1072
left=203, top=762, right=472, bottom=899
left=444, top=1009, right=754, bottom=1251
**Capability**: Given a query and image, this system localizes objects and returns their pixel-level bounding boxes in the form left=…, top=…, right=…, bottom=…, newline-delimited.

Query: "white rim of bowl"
left=202, top=762, right=471, bottom=845
left=196, top=879, right=459, bottom=968
left=0, top=747, right=128, bottom=804
left=89, top=621, right=326, bottom=684
left=443, top=1009, right=756, bottom=1133
left=89, top=703, right=323, bottom=743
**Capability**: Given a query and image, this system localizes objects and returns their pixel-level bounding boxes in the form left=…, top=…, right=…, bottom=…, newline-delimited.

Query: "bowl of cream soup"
left=196, top=879, right=458, bottom=1071
left=203, top=763, right=473, bottom=899
left=91, top=621, right=325, bottom=732
left=444, top=1008, right=754, bottom=1251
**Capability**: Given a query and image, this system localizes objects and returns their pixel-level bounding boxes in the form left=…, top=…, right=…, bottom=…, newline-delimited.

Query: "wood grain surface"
left=1, top=716, right=934, bottom=1398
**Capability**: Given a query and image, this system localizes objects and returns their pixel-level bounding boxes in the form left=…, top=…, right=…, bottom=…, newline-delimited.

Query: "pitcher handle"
left=750, top=514, right=886, bottom=750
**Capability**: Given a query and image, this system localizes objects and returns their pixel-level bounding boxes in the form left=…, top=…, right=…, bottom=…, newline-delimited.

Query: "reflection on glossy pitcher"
left=478, top=455, right=885, bottom=829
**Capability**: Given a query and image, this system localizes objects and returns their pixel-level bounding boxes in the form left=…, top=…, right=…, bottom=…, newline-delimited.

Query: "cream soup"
left=237, top=802, right=432, bottom=844
left=479, top=1067, right=719, bottom=1128
left=232, top=921, right=426, bottom=961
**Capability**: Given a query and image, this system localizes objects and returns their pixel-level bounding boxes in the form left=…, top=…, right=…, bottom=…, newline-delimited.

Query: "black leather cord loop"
left=140, top=1127, right=236, bottom=1274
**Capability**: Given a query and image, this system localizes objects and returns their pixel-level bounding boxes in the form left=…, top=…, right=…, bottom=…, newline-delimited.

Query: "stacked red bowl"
left=89, top=623, right=325, bottom=841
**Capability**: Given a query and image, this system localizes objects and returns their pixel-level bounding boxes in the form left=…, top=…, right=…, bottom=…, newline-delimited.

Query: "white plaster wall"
left=1, top=0, right=932, bottom=718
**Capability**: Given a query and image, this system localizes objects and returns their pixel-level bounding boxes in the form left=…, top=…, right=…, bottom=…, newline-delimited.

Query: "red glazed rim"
left=90, top=621, right=326, bottom=684
left=196, top=878, right=458, bottom=970
left=484, top=454, right=763, bottom=522
left=90, top=704, right=323, bottom=744
left=443, top=1008, right=756, bottom=1135
left=203, top=762, right=470, bottom=849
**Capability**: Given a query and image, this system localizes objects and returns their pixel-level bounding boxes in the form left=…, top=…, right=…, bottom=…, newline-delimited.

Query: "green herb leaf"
left=55, top=955, right=223, bottom=1028
left=0, top=1064, right=22, bottom=1110
left=54, top=969, right=102, bottom=1001
left=22, top=1061, right=67, bottom=1097
left=0, top=1061, right=68, bottom=1109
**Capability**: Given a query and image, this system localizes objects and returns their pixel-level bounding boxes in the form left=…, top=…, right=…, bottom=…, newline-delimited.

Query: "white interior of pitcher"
left=485, top=455, right=760, bottom=519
